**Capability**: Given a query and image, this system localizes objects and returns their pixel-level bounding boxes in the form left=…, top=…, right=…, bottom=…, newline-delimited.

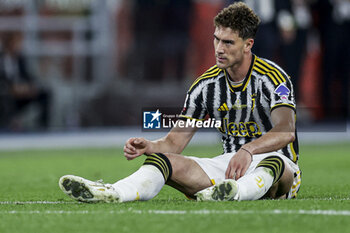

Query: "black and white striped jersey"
left=180, top=54, right=299, bottom=163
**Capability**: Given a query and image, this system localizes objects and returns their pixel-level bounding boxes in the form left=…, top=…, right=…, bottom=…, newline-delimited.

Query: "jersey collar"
left=224, top=54, right=256, bottom=93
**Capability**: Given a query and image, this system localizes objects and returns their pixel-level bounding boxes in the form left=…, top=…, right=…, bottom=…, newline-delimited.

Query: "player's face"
left=214, top=26, right=251, bottom=70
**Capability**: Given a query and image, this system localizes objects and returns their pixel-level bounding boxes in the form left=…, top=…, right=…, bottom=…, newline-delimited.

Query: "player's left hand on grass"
left=225, top=148, right=253, bottom=180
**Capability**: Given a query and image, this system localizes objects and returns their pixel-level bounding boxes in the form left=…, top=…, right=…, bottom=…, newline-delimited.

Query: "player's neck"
left=226, top=53, right=252, bottom=82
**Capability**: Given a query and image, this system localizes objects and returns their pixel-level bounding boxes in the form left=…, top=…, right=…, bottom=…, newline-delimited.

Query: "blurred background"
left=0, top=0, right=348, bottom=135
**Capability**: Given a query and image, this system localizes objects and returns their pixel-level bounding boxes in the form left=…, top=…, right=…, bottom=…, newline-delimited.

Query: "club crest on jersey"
left=274, top=83, right=290, bottom=100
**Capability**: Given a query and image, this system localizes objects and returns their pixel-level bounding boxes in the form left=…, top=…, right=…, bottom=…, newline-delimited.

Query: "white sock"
left=235, top=167, right=274, bottom=201
left=112, top=165, right=165, bottom=202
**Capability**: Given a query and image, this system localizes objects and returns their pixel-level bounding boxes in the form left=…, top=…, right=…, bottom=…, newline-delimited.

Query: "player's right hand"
left=123, top=137, right=150, bottom=160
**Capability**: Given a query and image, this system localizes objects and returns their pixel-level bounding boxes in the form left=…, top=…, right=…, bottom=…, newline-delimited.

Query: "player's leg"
left=261, top=161, right=294, bottom=199
left=112, top=152, right=213, bottom=201
left=197, top=155, right=295, bottom=201
left=60, top=153, right=172, bottom=203
left=110, top=153, right=172, bottom=202
left=233, top=156, right=294, bottom=200
left=165, top=152, right=213, bottom=198
left=59, top=152, right=212, bottom=203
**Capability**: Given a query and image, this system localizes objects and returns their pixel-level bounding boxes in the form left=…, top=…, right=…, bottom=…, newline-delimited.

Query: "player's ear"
left=244, top=38, right=254, bottom=52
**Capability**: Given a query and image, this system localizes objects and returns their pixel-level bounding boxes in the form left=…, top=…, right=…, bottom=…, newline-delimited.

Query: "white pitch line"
left=0, top=209, right=350, bottom=216
left=1, top=198, right=349, bottom=205
left=297, top=198, right=350, bottom=201
left=0, top=201, right=78, bottom=205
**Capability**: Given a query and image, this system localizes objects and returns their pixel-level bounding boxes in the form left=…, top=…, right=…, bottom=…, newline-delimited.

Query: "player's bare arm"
left=123, top=120, right=197, bottom=160
left=226, top=107, right=295, bottom=179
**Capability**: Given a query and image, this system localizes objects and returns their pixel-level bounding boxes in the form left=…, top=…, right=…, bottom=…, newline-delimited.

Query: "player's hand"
left=225, top=149, right=253, bottom=180
left=123, top=137, right=151, bottom=160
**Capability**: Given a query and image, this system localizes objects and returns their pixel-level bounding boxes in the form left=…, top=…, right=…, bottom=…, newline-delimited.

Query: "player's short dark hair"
left=214, top=2, right=260, bottom=40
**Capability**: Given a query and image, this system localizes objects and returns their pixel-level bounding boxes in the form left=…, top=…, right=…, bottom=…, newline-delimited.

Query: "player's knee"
left=164, top=153, right=212, bottom=195
left=263, top=162, right=294, bottom=199
left=163, top=153, right=202, bottom=182
left=163, top=153, right=188, bottom=177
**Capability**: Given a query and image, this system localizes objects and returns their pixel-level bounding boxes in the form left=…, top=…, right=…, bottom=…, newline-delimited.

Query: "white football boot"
left=196, top=179, right=239, bottom=201
left=59, top=175, right=120, bottom=203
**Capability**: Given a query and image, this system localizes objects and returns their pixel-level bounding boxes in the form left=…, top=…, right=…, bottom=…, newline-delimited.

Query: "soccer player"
left=59, top=2, right=301, bottom=202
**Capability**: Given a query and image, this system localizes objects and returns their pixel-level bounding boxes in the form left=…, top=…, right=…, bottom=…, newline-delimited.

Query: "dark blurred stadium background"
left=0, top=0, right=348, bottom=135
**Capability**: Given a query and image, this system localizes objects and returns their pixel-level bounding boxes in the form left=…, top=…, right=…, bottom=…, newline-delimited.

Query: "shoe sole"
left=59, top=175, right=120, bottom=203
left=197, top=180, right=238, bottom=201
left=212, top=180, right=238, bottom=201
left=59, top=175, right=98, bottom=203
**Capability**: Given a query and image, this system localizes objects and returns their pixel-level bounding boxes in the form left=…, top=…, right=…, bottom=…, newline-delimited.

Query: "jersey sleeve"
left=179, top=81, right=208, bottom=121
left=263, top=76, right=296, bottom=112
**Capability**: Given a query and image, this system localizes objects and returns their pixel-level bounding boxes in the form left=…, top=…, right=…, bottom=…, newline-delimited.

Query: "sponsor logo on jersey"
left=218, top=118, right=262, bottom=137
left=217, top=99, right=248, bottom=112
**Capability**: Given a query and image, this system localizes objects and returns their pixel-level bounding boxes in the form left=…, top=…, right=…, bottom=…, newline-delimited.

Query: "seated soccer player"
left=59, top=2, right=301, bottom=202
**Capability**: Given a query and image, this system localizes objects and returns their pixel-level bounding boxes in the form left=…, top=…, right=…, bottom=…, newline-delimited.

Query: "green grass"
left=0, top=143, right=349, bottom=233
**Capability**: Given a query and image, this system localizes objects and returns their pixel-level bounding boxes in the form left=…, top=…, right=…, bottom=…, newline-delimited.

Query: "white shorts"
left=188, top=152, right=301, bottom=199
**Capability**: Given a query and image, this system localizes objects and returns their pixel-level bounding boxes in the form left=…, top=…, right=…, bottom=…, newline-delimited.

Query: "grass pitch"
left=0, top=143, right=349, bottom=233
